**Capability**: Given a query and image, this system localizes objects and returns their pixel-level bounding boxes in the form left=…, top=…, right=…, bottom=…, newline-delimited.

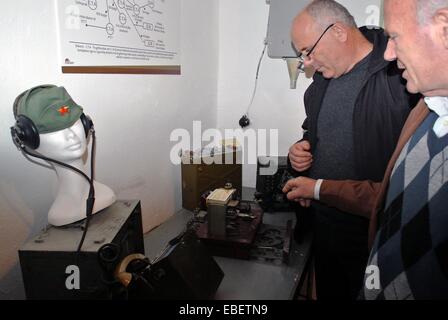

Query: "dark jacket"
left=296, top=26, right=420, bottom=182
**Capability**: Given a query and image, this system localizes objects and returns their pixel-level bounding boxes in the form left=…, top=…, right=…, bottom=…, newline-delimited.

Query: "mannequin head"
left=36, top=118, right=88, bottom=163
left=11, top=85, right=116, bottom=226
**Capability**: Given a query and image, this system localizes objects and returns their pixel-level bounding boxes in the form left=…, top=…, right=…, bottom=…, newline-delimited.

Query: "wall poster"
left=56, top=0, right=181, bottom=74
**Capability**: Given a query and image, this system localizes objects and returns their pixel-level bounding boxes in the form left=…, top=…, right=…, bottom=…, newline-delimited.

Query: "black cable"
left=20, top=131, right=96, bottom=253
left=21, top=147, right=92, bottom=186
left=76, top=129, right=96, bottom=252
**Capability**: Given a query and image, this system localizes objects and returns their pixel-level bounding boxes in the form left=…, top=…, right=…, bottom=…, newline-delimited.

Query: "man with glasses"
left=286, top=0, right=448, bottom=300
left=286, top=0, right=419, bottom=299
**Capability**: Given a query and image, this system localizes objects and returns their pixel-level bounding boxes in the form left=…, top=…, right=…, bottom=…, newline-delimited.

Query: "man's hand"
left=289, top=140, right=313, bottom=172
left=282, top=176, right=317, bottom=207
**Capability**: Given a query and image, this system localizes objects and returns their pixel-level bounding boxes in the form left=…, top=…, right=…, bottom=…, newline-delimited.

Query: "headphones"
left=10, top=85, right=96, bottom=253
left=10, top=85, right=94, bottom=150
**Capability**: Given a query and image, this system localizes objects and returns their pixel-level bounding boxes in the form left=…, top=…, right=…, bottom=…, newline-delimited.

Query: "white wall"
left=217, top=0, right=382, bottom=188
left=217, top=0, right=311, bottom=188
left=0, top=0, right=218, bottom=299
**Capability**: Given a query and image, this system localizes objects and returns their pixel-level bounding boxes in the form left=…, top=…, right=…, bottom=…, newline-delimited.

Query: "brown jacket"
left=318, top=99, right=430, bottom=248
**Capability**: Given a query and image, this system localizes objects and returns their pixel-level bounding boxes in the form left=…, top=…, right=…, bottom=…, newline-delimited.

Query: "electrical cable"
left=239, top=41, right=267, bottom=128
left=246, top=42, right=267, bottom=118
left=75, top=129, right=96, bottom=252
left=19, top=130, right=96, bottom=253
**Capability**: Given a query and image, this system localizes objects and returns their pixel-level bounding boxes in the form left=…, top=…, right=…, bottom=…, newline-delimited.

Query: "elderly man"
left=285, top=0, right=448, bottom=299
left=287, top=0, right=419, bottom=299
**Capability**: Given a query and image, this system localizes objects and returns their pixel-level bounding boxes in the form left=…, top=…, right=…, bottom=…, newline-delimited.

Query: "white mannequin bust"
left=36, top=118, right=116, bottom=226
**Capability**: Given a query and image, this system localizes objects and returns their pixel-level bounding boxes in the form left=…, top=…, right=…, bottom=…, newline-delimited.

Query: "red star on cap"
left=58, top=106, right=70, bottom=116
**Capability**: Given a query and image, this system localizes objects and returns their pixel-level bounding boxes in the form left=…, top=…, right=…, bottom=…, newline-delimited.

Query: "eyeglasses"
left=297, top=23, right=335, bottom=72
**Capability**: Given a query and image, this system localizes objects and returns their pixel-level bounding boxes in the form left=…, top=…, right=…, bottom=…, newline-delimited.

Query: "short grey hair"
left=305, top=0, right=357, bottom=30
left=416, top=0, right=448, bottom=24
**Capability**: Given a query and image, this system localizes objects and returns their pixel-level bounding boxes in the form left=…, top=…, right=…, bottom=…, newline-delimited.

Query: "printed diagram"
left=81, top=0, right=167, bottom=49
left=58, top=0, right=179, bottom=66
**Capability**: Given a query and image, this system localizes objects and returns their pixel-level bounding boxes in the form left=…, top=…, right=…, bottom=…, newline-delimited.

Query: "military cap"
left=14, top=85, right=83, bottom=134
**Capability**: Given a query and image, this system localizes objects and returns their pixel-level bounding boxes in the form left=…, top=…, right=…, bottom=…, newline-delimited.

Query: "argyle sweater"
left=363, top=111, right=448, bottom=300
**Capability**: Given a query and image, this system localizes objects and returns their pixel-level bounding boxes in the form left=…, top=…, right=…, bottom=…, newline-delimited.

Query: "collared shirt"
left=424, top=96, right=448, bottom=138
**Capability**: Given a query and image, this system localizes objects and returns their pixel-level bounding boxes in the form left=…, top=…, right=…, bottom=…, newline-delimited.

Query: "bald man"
left=285, top=0, right=448, bottom=299
left=286, top=0, right=419, bottom=299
